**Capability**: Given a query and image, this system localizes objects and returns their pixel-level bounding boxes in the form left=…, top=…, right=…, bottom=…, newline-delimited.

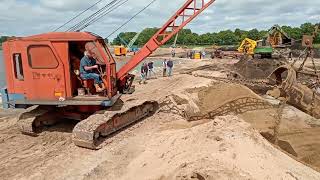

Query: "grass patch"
left=314, top=44, right=320, bottom=49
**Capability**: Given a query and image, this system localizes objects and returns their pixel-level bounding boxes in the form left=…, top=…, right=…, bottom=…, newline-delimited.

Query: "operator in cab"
left=80, top=50, right=105, bottom=93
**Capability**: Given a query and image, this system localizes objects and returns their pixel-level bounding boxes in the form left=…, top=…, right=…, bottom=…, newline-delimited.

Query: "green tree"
left=182, top=33, right=199, bottom=45
left=247, top=29, right=261, bottom=40
left=234, top=28, right=248, bottom=42
left=136, top=28, right=159, bottom=46
left=199, top=33, right=212, bottom=45
left=281, top=26, right=302, bottom=40
left=217, top=30, right=238, bottom=45
left=300, top=23, right=314, bottom=35
left=0, top=36, right=9, bottom=44
left=112, top=32, right=137, bottom=46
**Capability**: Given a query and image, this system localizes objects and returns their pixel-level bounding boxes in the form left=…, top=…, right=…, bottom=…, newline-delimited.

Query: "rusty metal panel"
left=302, top=35, right=314, bottom=47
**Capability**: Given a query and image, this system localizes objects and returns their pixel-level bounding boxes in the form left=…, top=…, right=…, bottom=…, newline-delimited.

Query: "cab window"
left=28, top=45, right=59, bottom=69
left=13, top=53, right=24, bottom=80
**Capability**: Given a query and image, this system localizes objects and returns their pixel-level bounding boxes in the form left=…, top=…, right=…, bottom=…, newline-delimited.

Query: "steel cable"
left=106, top=0, right=157, bottom=38
left=68, top=0, right=120, bottom=31
left=76, top=0, right=129, bottom=31
left=53, top=0, right=105, bottom=32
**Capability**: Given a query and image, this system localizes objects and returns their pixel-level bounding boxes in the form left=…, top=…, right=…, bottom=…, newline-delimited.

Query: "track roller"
left=72, top=101, right=159, bottom=149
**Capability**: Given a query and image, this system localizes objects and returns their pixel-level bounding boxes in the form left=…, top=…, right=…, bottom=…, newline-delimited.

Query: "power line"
left=68, top=0, right=120, bottom=32
left=76, top=0, right=129, bottom=31
left=53, top=0, right=105, bottom=32
left=107, top=0, right=157, bottom=38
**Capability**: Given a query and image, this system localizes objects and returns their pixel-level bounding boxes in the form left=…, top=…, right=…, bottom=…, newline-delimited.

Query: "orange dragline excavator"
left=1, top=0, right=215, bottom=149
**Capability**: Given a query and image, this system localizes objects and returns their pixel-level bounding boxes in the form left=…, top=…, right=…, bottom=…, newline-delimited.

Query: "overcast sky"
left=0, top=0, right=319, bottom=39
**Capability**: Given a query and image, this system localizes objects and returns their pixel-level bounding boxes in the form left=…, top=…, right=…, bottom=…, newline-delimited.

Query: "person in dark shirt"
left=166, top=59, right=174, bottom=76
left=162, top=59, right=167, bottom=77
left=80, top=51, right=105, bottom=92
left=139, top=62, right=147, bottom=84
left=148, top=61, right=155, bottom=78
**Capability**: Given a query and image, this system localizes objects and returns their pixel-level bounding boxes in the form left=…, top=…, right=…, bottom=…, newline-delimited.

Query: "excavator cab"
left=1, top=32, right=119, bottom=109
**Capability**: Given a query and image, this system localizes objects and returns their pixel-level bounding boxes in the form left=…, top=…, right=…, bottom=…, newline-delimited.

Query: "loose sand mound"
left=239, top=106, right=320, bottom=171
left=196, top=83, right=262, bottom=112
left=119, top=116, right=320, bottom=180
left=172, top=83, right=320, bottom=172
left=181, top=83, right=265, bottom=117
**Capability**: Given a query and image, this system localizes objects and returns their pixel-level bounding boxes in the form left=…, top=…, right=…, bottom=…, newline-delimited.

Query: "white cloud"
left=39, top=0, right=93, bottom=11
left=0, top=0, right=319, bottom=39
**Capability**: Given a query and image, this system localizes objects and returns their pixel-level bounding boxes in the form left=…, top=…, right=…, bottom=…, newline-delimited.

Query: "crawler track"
left=17, top=101, right=159, bottom=149
left=17, top=106, right=59, bottom=135
left=72, top=101, right=159, bottom=149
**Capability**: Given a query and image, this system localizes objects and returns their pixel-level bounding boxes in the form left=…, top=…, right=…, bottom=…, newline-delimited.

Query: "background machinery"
left=267, top=25, right=293, bottom=48
left=237, top=38, right=257, bottom=55
left=238, top=38, right=273, bottom=58
left=115, top=35, right=128, bottom=56
left=0, top=0, right=215, bottom=149
left=127, top=32, right=141, bottom=52
left=114, top=32, right=141, bottom=56
left=238, top=25, right=294, bottom=58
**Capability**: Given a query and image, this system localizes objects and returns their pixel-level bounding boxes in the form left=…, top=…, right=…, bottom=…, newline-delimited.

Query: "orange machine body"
left=1, top=32, right=118, bottom=108
left=1, top=0, right=216, bottom=109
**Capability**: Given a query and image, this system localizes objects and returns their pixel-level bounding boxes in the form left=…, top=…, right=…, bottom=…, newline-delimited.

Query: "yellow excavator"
left=237, top=38, right=257, bottom=55
left=238, top=38, right=274, bottom=58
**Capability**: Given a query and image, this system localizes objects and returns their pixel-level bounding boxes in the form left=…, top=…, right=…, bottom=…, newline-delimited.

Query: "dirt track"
left=1, top=58, right=320, bottom=179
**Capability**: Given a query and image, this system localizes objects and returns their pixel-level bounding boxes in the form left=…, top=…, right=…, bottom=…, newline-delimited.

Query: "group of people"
left=139, top=61, right=156, bottom=84
left=187, top=50, right=206, bottom=59
left=139, top=59, right=174, bottom=84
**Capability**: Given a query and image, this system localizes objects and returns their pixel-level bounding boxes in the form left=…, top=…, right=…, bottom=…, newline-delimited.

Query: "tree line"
left=0, top=36, right=10, bottom=44
left=111, top=22, right=320, bottom=47
left=0, top=36, right=12, bottom=49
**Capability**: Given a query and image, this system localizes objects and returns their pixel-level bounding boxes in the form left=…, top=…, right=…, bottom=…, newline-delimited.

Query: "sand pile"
left=233, top=57, right=286, bottom=79
left=239, top=105, right=320, bottom=171
left=196, top=83, right=262, bottom=112
left=171, top=83, right=320, bottom=171
left=180, top=83, right=265, bottom=117
left=118, top=116, right=320, bottom=180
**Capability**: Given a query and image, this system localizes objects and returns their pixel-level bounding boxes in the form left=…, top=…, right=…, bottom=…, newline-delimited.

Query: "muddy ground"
left=1, top=57, right=320, bottom=180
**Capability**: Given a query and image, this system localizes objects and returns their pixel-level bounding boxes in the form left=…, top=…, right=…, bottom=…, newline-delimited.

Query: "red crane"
left=118, top=0, right=215, bottom=83
left=1, top=0, right=216, bottom=149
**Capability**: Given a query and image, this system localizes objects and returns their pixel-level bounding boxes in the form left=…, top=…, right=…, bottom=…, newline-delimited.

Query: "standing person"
left=139, top=62, right=147, bottom=84
left=202, top=51, right=206, bottom=59
left=162, top=59, right=167, bottom=77
left=80, top=51, right=105, bottom=92
left=190, top=51, right=194, bottom=59
left=288, top=50, right=293, bottom=61
left=148, top=61, right=155, bottom=78
left=143, top=62, right=149, bottom=79
left=171, top=48, right=176, bottom=57
left=167, top=59, right=174, bottom=76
